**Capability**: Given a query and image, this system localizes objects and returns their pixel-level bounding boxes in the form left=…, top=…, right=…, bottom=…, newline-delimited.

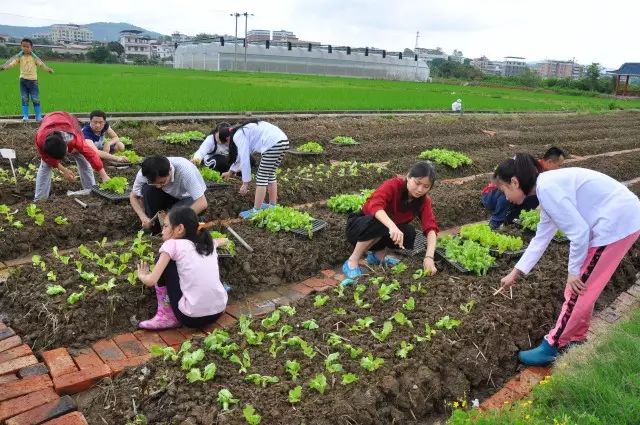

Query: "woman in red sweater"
left=343, top=161, right=439, bottom=280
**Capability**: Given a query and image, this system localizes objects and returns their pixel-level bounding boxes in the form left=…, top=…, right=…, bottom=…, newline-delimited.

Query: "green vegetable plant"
left=414, top=323, right=437, bottom=343
left=341, top=373, right=359, bottom=385
left=438, top=235, right=496, bottom=276
left=418, top=148, right=472, bottom=168
left=99, top=176, right=128, bottom=194
left=391, top=263, right=408, bottom=274
left=25, top=204, right=44, bottom=226
left=181, top=348, right=205, bottom=370
left=288, top=386, right=303, bottom=403
left=217, top=389, right=239, bottom=411
left=343, top=344, right=363, bottom=359
left=242, top=404, right=262, bottom=425
left=301, top=319, right=319, bottom=330
left=331, top=136, right=358, bottom=145
left=46, top=271, right=57, bottom=281
left=245, top=373, right=280, bottom=388
left=238, top=315, right=265, bottom=345
left=229, top=350, right=251, bottom=374
left=296, top=141, right=324, bottom=153
left=350, top=316, right=375, bottom=332
left=149, top=345, right=179, bottom=361
left=360, top=354, right=385, bottom=372
left=115, top=150, right=142, bottom=164
left=159, top=131, right=205, bottom=145
left=378, top=279, right=400, bottom=301
left=326, top=189, right=373, bottom=213
left=119, top=136, right=133, bottom=146
left=278, top=305, right=296, bottom=316
left=403, top=297, right=416, bottom=311
left=200, top=167, right=224, bottom=183
left=324, top=352, right=343, bottom=373
left=95, top=277, right=117, bottom=292
left=251, top=205, right=314, bottom=238
left=390, top=311, right=413, bottom=327
left=260, top=310, right=281, bottom=329
left=46, top=285, right=66, bottom=295
left=435, top=315, right=461, bottom=330
left=54, top=215, right=69, bottom=225
left=518, top=209, right=566, bottom=239
left=460, top=300, right=476, bottom=314
left=52, top=246, right=71, bottom=265
left=396, top=341, right=415, bottom=359
left=313, top=294, right=329, bottom=307
left=66, top=286, right=86, bottom=305
left=459, top=223, right=523, bottom=253
left=32, top=255, right=46, bottom=271
left=333, top=307, right=347, bottom=315
left=285, top=359, right=301, bottom=381
left=370, top=321, right=393, bottom=342
left=308, top=373, right=328, bottom=394
left=186, top=363, right=216, bottom=383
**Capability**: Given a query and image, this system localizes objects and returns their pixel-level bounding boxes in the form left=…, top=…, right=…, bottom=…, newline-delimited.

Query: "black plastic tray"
left=290, top=219, right=328, bottom=237
left=217, top=250, right=234, bottom=259
left=513, top=218, right=568, bottom=243
left=205, top=181, right=232, bottom=189
left=393, top=232, right=426, bottom=257
left=488, top=247, right=526, bottom=257
left=289, top=150, right=325, bottom=156
left=91, top=185, right=131, bottom=201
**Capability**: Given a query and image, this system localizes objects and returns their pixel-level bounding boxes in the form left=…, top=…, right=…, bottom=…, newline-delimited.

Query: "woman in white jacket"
left=495, top=153, right=640, bottom=366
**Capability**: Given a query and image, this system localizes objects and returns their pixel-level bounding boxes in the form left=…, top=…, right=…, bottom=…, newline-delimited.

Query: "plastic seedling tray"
left=217, top=250, right=234, bottom=259
left=393, top=232, right=426, bottom=257
left=434, top=248, right=497, bottom=274
left=290, top=218, right=328, bottom=237
left=91, top=185, right=131, bottom=201
left=288, top=150, right=325, bottom=156
left=205, top=181, right=232, bottom=189
left=190, top=138, right=204, bottom=143
left=488, top=247, right=526, bottom=257
left=513, top=218, right=567, bottom=243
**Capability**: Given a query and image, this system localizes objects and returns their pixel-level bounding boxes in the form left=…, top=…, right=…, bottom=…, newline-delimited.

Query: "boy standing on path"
left=0, top=38, right=54, bottom=122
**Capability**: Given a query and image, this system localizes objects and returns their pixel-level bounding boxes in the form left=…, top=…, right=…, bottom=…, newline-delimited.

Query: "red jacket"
left=35, top=112, right=103, bottom=171
left=362, top=177, right=439, bottom=235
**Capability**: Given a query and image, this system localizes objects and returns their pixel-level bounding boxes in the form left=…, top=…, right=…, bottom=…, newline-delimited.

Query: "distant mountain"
left=0, top=22, right=166, bottom=42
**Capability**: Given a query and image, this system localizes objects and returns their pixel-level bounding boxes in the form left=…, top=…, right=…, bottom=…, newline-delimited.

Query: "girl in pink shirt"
left=136, top=206, right=229, bottom=329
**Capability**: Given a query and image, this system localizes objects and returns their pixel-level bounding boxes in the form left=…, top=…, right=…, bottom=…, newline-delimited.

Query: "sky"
left=1, top=0, right=636, bottom=69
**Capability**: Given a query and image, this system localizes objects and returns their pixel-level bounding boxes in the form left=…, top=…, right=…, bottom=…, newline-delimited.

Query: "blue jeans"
left=20, top=78, right=40, bottom=106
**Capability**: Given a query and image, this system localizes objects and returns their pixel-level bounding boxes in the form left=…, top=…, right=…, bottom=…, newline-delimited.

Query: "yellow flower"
left=453, top=401, right=459, bottom=408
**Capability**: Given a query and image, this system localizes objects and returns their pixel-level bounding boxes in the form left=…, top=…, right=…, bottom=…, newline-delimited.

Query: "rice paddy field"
left=1, top=62, right=640, bottom=114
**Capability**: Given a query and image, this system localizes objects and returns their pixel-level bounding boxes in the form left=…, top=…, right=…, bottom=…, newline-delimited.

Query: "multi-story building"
left=415, top=47, right=449, bottom=63
left=272, top=30, right=297, bottom=42
left=471, top=56, right=504, bottom=76
left=151, top=41, right=174, bottom=59
left=247, top=30, right=270, bottom=43
left=120, top=30, right=151, bottom=61
left=536, top=60, right=583, bottom=79
left=0, top=35, right=9, bottom=43
left=503, top=56, right=527, bottom=76
left=49, top=24, right=93, bottom=43
left=172, top=32, right=192, bottom=43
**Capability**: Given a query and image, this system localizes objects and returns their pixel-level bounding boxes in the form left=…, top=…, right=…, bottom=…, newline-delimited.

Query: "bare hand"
left=136, top=261, right=153, bottom=286
left=567, top=274, right=586, bottom=296
left=239, top=183, right=249, bottom=195
left=221, top=171, right=233, bottom=179
left=141, top=216, right=153, bottom=230
left=61, top=169, right=77, bottom=182
left=48, top=68, right=54, bottom=74
left=499, top=268, right=521, bottom=291
left=191, top=157, right=202, bottom=166
left=116, top=156, right=129, bottom=163
left=423, top=257, right=437, bottom=276
left=214, top=238, right=229, bottom=248
left=388, top=225, right=404, bottom=249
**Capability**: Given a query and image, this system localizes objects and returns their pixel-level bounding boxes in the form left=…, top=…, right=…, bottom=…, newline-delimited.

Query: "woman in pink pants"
left=494, top=154, right=640, bottom=366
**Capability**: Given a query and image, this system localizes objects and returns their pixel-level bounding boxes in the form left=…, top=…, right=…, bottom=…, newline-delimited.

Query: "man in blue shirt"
left=82, top=110, right=127, bottom=163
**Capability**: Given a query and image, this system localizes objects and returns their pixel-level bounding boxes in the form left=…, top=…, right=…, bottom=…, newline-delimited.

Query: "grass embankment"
left=1, top=62, right=640, bottom=114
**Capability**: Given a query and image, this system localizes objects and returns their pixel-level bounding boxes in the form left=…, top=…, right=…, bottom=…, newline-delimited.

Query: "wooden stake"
left=74, top=198, right=87, bottom=208
left=493, top=286, right=505, bottom=296
left=226, top=225, right=254, bottom=252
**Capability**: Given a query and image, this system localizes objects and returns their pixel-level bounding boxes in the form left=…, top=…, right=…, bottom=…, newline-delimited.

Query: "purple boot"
left=138, top=286, right=180, bottom=330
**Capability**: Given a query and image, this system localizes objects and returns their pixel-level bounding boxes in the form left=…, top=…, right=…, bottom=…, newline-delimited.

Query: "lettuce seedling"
left=378, top=280, right=400, bottom=301
left=326, top=333, right=344, bottom=347
left=353, top=292, right=371, bottom=309
left=261, top=310, right=281, bottom=330
left=391, top=311, right=413, bottom=328
left=360, top=354, right=385, bottom=372
left=333, top=284, right=346, bottom=298
left=229, top=350, right=251, bottom=374
left=418, top=148, right=472, bottom=168
left=350, top=316, right=374, bottom=332
left=288, top=386, right=303, bottom=404
left=324, top=352, right=343, bottom=374
left=301, top=319, right=319, bottom=330
left=285, top=359, right=301, bottom=381
left=181, top=348, right=205, bottom=371
left=436, top=315, right=461, bottom=330
left=186, top=363, right=216, bottom=383
left=403, top=297, right=416, bottom=311
left=54, top=216, right=69, bottom=225
left=391, top=263, right=407, bottom=274
left=370, top=321, right=393, bottom=342
left=203, top=329, right=230, bottom=350
left=199, top=167, right=224, bottom=183
left=333, top=307, right=347, bottom=315
left=46, top=271, right=57, bottom=282
left=343, top=344, right=363, bottom=359
left=396, top=341, right=415, bottom=359
left=46, top=285, right=66, bottom=295
left=217, top=388, right=239, bottom=411
left=266, top=324, right=293, bottom=341
left=313, top=294, right=329, bottom=307
left=149, top=345, right=179, bottom=361
left=127, top=272, right=137, bottom=285
left=99, top=176, right=128, bottom=194
left=341, top=373, right=359, bottom=385
left=31, top=255, right=46, bottom=272
left=414, top=324, right=437, bottom=343
left=66, top=286, right=86, bottom=305
left=95, top=277, right=117, bottom=292
left=308, top=373, right=328, bottom=394
left=278, top=305, right=296, bottom=316
left=460, top=300, right=476, bottom=315
left=242, top=404, right=262, bottom=425
left=245, top=373, right=280, bottom=388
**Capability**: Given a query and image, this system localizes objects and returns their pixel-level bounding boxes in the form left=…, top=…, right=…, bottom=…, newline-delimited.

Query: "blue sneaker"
left=239, top=208, right=259, bottom=219
left=342, top=260, right=363, bottom=280
left=366, top=251, right=400, bottom=267
left=518, top=338, right=558, bottom=366
left=340, top=278, right=355, bottom=287
left=261, top=202, right=276, bottom=209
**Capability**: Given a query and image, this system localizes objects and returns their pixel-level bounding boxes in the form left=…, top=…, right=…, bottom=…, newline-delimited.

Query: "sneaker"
left=261, top=202, right=276, bottom=209
left=366, top=251, right=401, bottom=267
left=342, top=260, right=363, bottom=279
left=239, top=208, right=259, bottom=219
left=518, top=337, right=558, bottom=366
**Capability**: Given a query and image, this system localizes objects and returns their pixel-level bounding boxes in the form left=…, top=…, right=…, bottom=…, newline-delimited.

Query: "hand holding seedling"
left=136, top=261, right=154, bottom=286
left=214, top=238, right=230, bottom=248
left=567, top=274, right=586, bottom=296
left=60, top=167, right=76, bottom=182
left=221, top=171, right=234, bottom=179
left=388, top=224, right=405, bottom=249
left=191, top=157, right=202, bottom=166
left=497, top=268, right=522, bottom=294
left=423, top=257, right=437, bottom=275
left=239, top=183, right=249, bottom=195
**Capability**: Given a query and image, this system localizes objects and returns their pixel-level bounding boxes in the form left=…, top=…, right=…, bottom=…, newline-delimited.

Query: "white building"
left=172, top=32, right=192, bottom=43
left=415, top=47, right=449, bottom=63
left=247, top=30, right=270, bottom=43
left=449, top=49, right=465, bottom=63
left=120, top=30, right=151, bottom=61
left=49, top=24, right=93, bottom=43
left=151, top=41, right=174, bottom=60
left=272, top=30, right=297, bottom=42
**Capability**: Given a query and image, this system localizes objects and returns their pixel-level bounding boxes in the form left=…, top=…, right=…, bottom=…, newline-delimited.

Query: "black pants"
left=346, top=212, right=416, bottom=251
left=158, top=260, right=223, bottom=328
left=205, top=154, right=257, bottom=173
left=142, top=184, right=193, bottom=233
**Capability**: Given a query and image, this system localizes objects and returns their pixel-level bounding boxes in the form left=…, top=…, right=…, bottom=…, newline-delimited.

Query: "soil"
left=78, top=239, right=640, bottom=425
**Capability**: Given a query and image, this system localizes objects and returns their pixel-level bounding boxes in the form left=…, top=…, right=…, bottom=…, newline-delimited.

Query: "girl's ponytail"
left=167, top=207, right=214, bottom=256
left=494, top=153, right=541, bottom=194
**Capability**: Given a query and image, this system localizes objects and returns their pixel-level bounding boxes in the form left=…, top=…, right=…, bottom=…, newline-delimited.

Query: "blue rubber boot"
left=21, top=105, right=29, bottom=121
left=239, top=208, right=259, bottom=219
left=342, top=260, right=363, bottom=280
left=518, top=337, right=558, bottom=366
left=34, top=105, right=42, bottom=122
left=366, top=251, right=401, bottom=267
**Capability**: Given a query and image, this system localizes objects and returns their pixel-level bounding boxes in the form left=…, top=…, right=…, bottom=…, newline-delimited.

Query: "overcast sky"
left=1, top=0, right=636, bottom=69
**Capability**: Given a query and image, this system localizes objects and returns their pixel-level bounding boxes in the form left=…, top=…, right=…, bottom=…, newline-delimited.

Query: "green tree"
left=107, top=41, right=124, bottom=57
left=86, top=46, right=111, bottom=63
left=585, top=63, right=601, bottom=91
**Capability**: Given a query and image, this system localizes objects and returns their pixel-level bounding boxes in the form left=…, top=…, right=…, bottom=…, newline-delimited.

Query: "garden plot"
left=79, top=242, right=640, bottom=425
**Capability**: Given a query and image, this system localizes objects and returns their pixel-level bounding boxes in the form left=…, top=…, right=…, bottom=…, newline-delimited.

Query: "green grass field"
left=1, top=62, right=639, bottom=114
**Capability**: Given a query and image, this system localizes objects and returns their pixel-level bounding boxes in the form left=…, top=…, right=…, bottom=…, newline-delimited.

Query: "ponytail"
left=167, top=206, right=213, bottom=256
left=219, top=119, right=261, bottom=168
left=494, top=153, right=541, bottom=194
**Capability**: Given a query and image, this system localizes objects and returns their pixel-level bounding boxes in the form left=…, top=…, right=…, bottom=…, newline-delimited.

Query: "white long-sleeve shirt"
left=515, top=168, right=640, bottom=276
left=229, top=122, right=287, bottom=182
left=193, top=135, right=229, bottom=165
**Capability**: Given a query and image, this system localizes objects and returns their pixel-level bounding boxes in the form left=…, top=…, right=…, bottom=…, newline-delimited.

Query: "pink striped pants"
left=547, top=230, right=640, bottom=348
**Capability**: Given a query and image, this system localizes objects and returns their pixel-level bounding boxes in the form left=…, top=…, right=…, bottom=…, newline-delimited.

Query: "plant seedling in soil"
left=341, top=373, right=359, bottom=385
left=31, top=255, right=46, bottom=271
left=54, top=215, right=69, bottom=225
left=410, top=282, right=428, bottom=294
left=378, top=280, right=400, bottom=301
left=46, top=270, right=57, bottom=281
left=333, top=307, right=347, bottom=315
left=324, top=352, right=343, bottom=373
left=245, top=373, right=280, bottom=388
left=209, top=231, right=237, bottom=256
left=333, top=284, right=346, bottom=298
left=150, top=345, right=179, bottom=361
left=242, top=404, right=262, bottom=425
left=203, top=329, right=230, bottom=350
left=418, top=148, right=472, bottom=168
left=391, top=311, right=413, bottom=327
left=360, top=354, right=385, bottom=372
left=460, top=300, right=476, bottom=314
left=115, top=150, right=142, bottom=164
left=46, top=284, right=66, bottom=295
left=460, top=223, right=523, bottom=253
left=250, top=205, right=314, bottom=238
left=326, top=189, right=373, bottom=213
left=285, top=359, right=301, bottom=381
left=238, top=315, right=265, bottom=345
left=26, top=203, right=44, bottom=226
left=67, top=286, right=86, bottom=305
left=436, top=315, right=461, bottom=330
left=288, top=386, right=303, bottom=404
left=414, top=324, right=437, bottom=343
left=327, top=333, right=344, bottom=347
left=186, top=362, right=216, bottom=383
left=99, top=176, right=128, bottom=194
left=297, top=141, right=324, bottom=153
left=278, top=305, right=296, bottom=316
left=438, top=235, right=496, bottom=276
left=313, top=294, right=329, bottom=307
left=218, top=343, right=240, bottom=359
left=354, top=291, right=371, bottom=309
left=391, top=262, right=408, bottom=274
left=396, top=341, right=415, bottom=359
left=217, top=389, right=239, bottom=411
left=412, top=268, right=430, bottom=280
left=200, top=167, right=224, bottom=183
left=350, top=316, right=375, bottom=332
left=52, top=246, right=71, bottom=265
left=260, top=310, right=281, bottom=329
left=403, top=297, right=416, bottom=311
left=11, top=220, right=23, bottom=229
left=96, top=277, right=117, bottom=292
left=343, top=344, right=363, bottom=359
left=370, top=321, right=394, bottom=342
left=309, top=373, right=328, bottom=394
left=181, top=348, right=205, bottom=371
left=302, top=319, right=319, bottom=330
left=229, top=350, right=251, bottom=374
left=127, top=272, right=137, bottom=285
left=266, top=324, right=293, bottom=341
left=331, top=136, right=358, bottom=145
left=126, top=414, right=147, bottom=425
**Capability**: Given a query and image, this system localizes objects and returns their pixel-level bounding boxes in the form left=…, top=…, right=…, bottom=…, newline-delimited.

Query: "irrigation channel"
left=0, top=111, right=639, bottom=424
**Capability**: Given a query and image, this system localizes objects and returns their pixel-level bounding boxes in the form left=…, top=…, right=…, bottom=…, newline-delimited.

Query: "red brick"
left=615, top=291, right=637, bottom=307
left=133, top=330, right=167, bottom=351
left=52, top=364, right=111, bottom=395
left=91, top=339, right=126, bottom=363
left=0, top=374, right=18, bottom=384
left=0, top=374, right=53, bottom=402
left=211, top=313, right=237, bottom=329
left=0, top=355, right=38, bottom=376
left=106, top=354, right=151, bottom=374
left=0, top=327, right=16, bottom=341
left=504, top=376, right=532, bottom=398
left=517, top=369, right=545, bottom=389
left=525, top=366, right=552, bottom=377
left=333, top=272, right=346, bottom=282
left=0, top=335, right=22, bottom=353
left=42, top=348, right=78, bottom=378
left=0, top=345, right=32, bottom=364
left=113, top=333, right=149, bottom=358
left=274, top=286, right=305, bottom=303
left=301, top=277, right=331, bottom=290
left=321, top=269, right=337, bottom=279
left=290, top=282, right=315, bottom=296
left=177, top=327, right=206, bottom=340
left=157, top=329, right=186, bottom=346
left=71, top=348, right=103, bottom=371
left=626, top=284, right=640, bottom=298
left=18, top=363, right=49, bottom=378
left=225, top=300, right=275, bottom=319
left=479, top=386, right=522, bottom=410
left=5, top=395, right=76, bottom=425
left=0, top=322, right=6, bottom=331
left=0, top=388, right=59, bottom=421
left=41, top=411, right=88, bottom=425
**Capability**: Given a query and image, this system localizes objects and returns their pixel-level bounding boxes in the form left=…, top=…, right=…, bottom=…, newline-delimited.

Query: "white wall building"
left=415, top=47, right=449, bottom=63
left=49, top=24, right=93, bottom=43
left=272, top=30, right=297, bottom=42
left=120, top=30, right=151, bottom=61
left=247, top=30, right=270, bottom=43
left=151, top=42, right=174, bottom=59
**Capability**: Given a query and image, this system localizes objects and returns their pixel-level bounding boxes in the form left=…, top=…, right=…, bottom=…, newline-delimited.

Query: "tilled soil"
left=78, top=240, right=640, bottom=425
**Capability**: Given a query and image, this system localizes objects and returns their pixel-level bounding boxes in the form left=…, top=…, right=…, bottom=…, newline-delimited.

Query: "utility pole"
left=243, top=12, right=254, bottom=70
left=414, top=31, right=420, bottom=79
left=230, top=12, right=240, bottom=70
